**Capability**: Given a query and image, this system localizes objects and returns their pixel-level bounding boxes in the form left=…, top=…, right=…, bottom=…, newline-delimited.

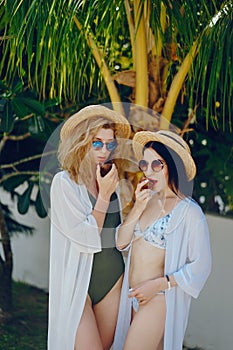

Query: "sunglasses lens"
left=138, top=160, right=148, bottom=172
left=139, top=159, right=164, bottom=172
left=92, top=140, right=117, bottom=151
left=92, top=141, right=104, bottom=150
left=151, top=159, right=163, bottom=172
left=106, top=140, right=117, bottom=151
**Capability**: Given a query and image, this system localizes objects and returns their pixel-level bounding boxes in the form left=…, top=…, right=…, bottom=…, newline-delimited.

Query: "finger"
left=128, top=290, right=137, bottom=298
left=110, top=174, right=119, bottom=185
left=128, top=291, right=135, bottom=298
left=105, top=164, right=117, bottom=178
left=96, top=164, right=101, bottom=179
left=136, top=190, right=151, bottom=201
left=139, top=190, right=150, bottom=197
left=137, top=179, right=149, bottom=191
left=137, top=293, right=144, bottom=299
left=135, top=190, right=142, bottom=199
left=129, top=290, right=142, bottom=298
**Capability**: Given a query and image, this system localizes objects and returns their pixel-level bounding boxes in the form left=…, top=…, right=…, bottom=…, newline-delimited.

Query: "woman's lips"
left=147, top=178, right=157, bottom=186
left=140, top=177, right=157, bottom=189
left=97, top=157, right=107, bottom=163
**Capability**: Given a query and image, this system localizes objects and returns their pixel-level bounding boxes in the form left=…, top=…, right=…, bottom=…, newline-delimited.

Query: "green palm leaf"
left=0, top=0, right=232, bottom=127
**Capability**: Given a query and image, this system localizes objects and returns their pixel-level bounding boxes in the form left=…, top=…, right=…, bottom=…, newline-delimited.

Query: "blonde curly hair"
left=58, top=117, right=118, bottom=193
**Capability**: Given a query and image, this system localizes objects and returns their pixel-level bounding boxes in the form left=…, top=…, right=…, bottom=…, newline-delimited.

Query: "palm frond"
left=0, top=0, right=232, bottom=127
left=193, top=2, right=233, bottom=130
left=1, top=203, right=34, bottom=236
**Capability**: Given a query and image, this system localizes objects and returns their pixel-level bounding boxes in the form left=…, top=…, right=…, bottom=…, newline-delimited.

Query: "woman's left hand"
left=128, top=280, right=160, bottom=305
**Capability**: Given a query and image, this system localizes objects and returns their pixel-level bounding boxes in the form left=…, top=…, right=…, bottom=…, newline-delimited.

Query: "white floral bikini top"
left=134, top=213, right=172, bottom=249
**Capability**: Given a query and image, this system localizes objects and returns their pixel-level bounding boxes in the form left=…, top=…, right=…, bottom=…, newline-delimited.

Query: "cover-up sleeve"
left=50, top=172, right=101, bottom=254
left=173, top=210, right=212, bottom=298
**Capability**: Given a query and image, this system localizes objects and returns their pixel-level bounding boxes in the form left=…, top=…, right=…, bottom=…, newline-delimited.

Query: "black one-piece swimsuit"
left=88, top=192, right=125, bottom=305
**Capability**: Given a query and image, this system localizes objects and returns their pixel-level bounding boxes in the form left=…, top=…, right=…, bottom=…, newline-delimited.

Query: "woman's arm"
left=51, top=172, right=101, bottom=253
left=116, top=205, right=142, bottom=250
left=117, top=179, right=152, bottom=250
left=128, top=275, right=178, bottom=304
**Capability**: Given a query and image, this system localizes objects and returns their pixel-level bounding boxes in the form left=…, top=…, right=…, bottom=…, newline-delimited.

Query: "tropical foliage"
left=0, top=79, right=57, bottom=312
left=0, top=80, right=59, bottom=217
left=1, top=0, right=232, bottom=126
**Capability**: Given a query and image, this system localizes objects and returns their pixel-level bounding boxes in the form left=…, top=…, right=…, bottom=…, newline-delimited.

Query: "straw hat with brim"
left=60, top=105, right=131, bottom=141
left=133, top=130, right=196, bottom=181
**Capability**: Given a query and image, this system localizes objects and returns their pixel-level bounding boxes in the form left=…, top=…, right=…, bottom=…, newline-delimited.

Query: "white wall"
left=0, top=190, right=50, bottom=291
left=1, top=190, right=233, bottom=349
left=184, top=214, right=233, bottom=350
left=11, top=212, right=50, bottom=291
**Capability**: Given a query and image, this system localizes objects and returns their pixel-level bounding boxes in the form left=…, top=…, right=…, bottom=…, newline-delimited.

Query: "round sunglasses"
left=92, top=139, right=117, bottom=152
left=138, top=159, right=165, bottom=173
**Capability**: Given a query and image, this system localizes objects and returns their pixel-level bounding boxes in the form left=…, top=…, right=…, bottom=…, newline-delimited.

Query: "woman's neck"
left=152, top=188, right=177, bottom=200
left=149, top=190, right=180, bottom=215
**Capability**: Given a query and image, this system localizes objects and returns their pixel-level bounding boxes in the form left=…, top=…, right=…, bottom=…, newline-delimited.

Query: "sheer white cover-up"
left=113, top=198, right=212, bottom=350
left=47, top=171, right=122, bottom=350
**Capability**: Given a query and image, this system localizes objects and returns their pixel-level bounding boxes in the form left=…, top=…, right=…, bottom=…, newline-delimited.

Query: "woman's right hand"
left=96, top=163, right=119, bottom=201
left=134, top=179, right=152, bottom=213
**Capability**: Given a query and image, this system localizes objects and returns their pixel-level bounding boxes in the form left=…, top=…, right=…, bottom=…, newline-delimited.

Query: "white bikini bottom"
left=131, top=290, right=165, bottom=312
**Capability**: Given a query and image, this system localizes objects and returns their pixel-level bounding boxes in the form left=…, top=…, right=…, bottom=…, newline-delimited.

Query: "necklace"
left=158, top=195, right=179, bottom=215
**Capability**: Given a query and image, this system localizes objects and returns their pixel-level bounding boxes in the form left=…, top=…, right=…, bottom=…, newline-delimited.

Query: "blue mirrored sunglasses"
left=92, top=140, right=117, bottom=152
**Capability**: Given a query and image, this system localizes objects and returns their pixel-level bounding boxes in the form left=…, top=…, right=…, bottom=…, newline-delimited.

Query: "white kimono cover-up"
left=113, top=198, right=212, bottom=350
left=48, top=171, right=103, bottom=349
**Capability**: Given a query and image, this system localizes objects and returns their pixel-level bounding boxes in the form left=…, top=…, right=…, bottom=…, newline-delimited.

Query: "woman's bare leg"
left=94, top=274, right=123, bottom=350
left=75, top=295, right=103, bottom=350
left=123, top=294, right=166, bottom=350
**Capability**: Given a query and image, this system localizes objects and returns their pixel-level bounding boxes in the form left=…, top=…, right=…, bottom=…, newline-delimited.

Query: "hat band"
left=159, top=132, right=186, bottom=150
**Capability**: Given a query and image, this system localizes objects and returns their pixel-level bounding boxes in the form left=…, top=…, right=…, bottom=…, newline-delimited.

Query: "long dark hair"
left=143, top=141, right=193, bottom=197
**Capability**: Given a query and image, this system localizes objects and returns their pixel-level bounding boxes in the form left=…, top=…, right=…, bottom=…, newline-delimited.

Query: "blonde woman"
left=47, top=105, right=131, bottom=350
left=113, top=130, right=212, bottom=350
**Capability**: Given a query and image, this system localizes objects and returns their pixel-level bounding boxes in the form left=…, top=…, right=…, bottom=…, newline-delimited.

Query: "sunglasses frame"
left=138, top=159, right=165, bottom=173
left=92, top=139, right=117, bottom=152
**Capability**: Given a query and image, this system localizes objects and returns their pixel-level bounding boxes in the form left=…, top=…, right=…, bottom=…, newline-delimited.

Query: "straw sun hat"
left=60, top=105, right=131, bottom=140
left=133, top=130, right=196, bottom=181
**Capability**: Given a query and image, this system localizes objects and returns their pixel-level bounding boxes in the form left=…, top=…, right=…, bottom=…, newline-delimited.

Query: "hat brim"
left=133, top=130, right=196, bottom=181
left=60, top=105, right=131, bottom=141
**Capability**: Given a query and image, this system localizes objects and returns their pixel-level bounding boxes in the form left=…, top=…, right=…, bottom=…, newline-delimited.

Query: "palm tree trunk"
left=124, top=0, right=136, bottom=69
left=134, top=0, right=148, bottom=107
left=0, top=203, right=13, bottom=313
